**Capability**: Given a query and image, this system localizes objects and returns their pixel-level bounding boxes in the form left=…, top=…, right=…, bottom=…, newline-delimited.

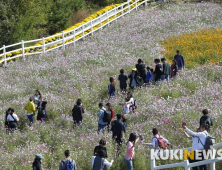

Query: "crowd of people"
left=108, top=50, right=185, bottom=98
left=4, top=50, right=215, bottom=170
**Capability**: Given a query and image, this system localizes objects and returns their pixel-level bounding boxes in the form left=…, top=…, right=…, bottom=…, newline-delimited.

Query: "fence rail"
left=0, top=0, right=161, bottom=66
left=151, top=142, right=222, bottom=170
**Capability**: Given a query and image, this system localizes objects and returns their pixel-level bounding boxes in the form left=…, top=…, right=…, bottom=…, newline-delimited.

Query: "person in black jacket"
left=153, top=59, right=162, bottom=82
left=94, top=138, right=108, bottom=158
left=111, top=114, right=126, bottom=146
left=37, top=97, right=48, bottom=122
left=135, top=59, right=146, bottom=84
left=118, top=69, right=128, bottom=91
left=128, top=68, right=141, bottom=88
left=32, top=154, right=43, bottom=170
left=199, top=109, right=213, bottom=132
left=72, top=99, right=83, bottom=128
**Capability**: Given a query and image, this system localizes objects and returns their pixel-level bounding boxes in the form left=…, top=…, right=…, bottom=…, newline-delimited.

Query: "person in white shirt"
left=143, top=128, right=170, bottom=150
left=182, top=123, right=209, bottom=170
left=92, top=149, right=114, bottom=170
left=124, top=92, right=135, bottom=113
left=120, top=98, right=131, bottom=114
left=7, top=108, right=19, bottom=130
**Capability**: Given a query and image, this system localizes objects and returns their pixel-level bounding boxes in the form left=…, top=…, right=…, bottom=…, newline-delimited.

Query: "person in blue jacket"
left=145, top=66, right=152, bottom=85
left=108, top=77, right=115, bottom=98
left=174, top=50, right=185, bottom=71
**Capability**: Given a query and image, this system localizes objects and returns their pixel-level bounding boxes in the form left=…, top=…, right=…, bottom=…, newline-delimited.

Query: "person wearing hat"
left=33, top=154, right=43, bottom=170
left=135, top=59, right=146, bottom=84
left=128, top=68, right=140, bottom=88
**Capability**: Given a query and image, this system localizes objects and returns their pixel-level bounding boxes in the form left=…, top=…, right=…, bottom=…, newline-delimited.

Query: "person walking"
left=153, top=59, right=162, bottom=83
left=143, top=128, right=170, bottom=150
left=32, top=154, right=43, bottom=170
left=72, top=99, right=83, bottom=128
left=24, top=96, right=36, bottom=126
left=59, top=150, right=77, bottom=170
left=124, top=133, right=139, bottom=170
left=118, top=69, right=128, bottom=91
left=161, top=58, right=171, bottom=83
left=37, top=97, right=48, bottom=122
left=135, top=59, right=146, bottom=84
left=94, top=138, right=108, bottom=158
left=174, top=50, right=185, bottom=71
left=121, top=115, right=127, bottom=140
left=182, top=123, right=209, bottom=170
left=199, top=109, right=213, bottom=132
left=108, top=77, right=115, bottom=98
left=7, top=108, right=19, bottom=131
left=128, top=68, right=140, bottom=88
left=111, top=114, right=126, bottom=146
left=92, top=150, right=114, bottom=170
left=171, top=59, right=178, bottom=78
left=98, top=103, right=108, bottom=133
left=106, top=103, right=114, bottom=122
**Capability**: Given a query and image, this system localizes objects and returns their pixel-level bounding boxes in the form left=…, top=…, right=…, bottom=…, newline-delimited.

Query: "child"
left=108, top=77, right=115, bottom=98
left=128, top=68, right=140, bottom=88
left=145, top=67, right=152, bottom=85
left=120, top=98, right=131, bottom=114
left=118, top=69, right=128, bottom=91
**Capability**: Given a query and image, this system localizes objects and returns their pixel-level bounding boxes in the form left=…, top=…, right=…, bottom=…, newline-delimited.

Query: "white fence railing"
left=0, top=0, right=159, bottom=66
left=151, top=142, right=222, bottom=170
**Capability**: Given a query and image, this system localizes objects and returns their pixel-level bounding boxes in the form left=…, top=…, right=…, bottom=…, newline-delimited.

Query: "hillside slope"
left=0, top=3, right=222, bottom=170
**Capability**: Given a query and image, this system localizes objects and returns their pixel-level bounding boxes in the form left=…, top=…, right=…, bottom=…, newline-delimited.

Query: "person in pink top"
left=124, top=133, right=139, bottom=170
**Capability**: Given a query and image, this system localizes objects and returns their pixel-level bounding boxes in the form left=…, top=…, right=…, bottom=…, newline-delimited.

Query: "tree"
left=48, top=0, right=85, bottom=34
left=0, top=0, right=20, bottom=47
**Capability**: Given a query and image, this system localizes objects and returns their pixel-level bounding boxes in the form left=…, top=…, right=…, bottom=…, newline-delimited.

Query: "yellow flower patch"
left=161, top=28, right=222, bottom=69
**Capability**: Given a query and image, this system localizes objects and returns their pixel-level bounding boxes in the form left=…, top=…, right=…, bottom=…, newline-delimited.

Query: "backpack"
left=62, top=160, right=74, bottom=170
left=92, top=156, right=105, bottom=170
left=134, top=99, right=138, bottom=109
left=203, top=116, right=211, bottom=126
left=102, top=109, right=111, bottom=122
left=198, top=132, right=215, bottom=150
left=138, top=64, right=146, bottom=76
left=154, top=135, right=168, bottom=149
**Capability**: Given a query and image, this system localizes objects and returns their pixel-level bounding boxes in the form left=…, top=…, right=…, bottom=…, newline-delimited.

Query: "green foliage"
left=11, top=0, right=51, bottom=44
left=0, top=0, right=20, bottom=47
left=92, top=0, right=126, bottom=6
left=48, top=0, right=85, bottom=34
left=0, top=0, right=127, bottom=47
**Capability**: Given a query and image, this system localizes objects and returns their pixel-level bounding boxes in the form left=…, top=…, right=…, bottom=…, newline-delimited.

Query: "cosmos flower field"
left=0, top=2, right=222, bottom=170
